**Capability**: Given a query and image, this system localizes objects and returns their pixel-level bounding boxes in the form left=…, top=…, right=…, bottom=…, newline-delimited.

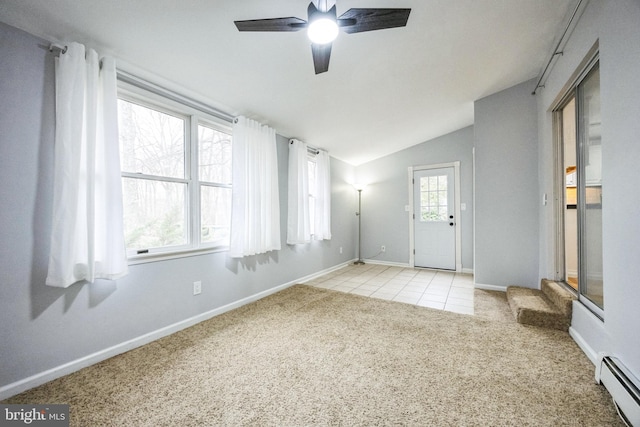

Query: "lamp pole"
left=355, top=188, right=364, bottom=265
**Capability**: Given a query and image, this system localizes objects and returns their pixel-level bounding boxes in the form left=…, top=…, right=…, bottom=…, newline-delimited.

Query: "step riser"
left=541, top=279, right=574, bottom=317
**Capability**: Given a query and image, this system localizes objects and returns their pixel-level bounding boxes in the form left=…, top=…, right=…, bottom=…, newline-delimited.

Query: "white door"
left=413, top=167, right=456, bottom=270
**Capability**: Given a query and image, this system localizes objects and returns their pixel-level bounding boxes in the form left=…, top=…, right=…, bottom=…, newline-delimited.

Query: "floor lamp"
left=354, top=183, right=366, bottom=265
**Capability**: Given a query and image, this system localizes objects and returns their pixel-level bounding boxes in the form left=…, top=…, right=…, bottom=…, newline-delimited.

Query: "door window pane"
left=420, top=175, right=448, bottom=221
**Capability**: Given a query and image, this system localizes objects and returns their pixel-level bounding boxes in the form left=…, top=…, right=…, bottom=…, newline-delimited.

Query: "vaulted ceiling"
left=0, top=0, right=574, bottom=165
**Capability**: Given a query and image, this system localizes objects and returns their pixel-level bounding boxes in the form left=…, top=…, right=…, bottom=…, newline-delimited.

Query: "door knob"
left=449, top=222, right=455, bottom=226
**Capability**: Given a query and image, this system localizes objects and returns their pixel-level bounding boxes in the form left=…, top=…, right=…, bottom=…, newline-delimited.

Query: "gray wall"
left=354, top=127, right=474, bottom=270
left=474, top=80, right=539, bottom=288
left=0, top=22, right=356, bottom=392
left=536, top=0, right=640, bottom=377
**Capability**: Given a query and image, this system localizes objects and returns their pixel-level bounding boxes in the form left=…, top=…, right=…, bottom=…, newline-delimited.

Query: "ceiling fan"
left=234, top=0, right=411, bottom=74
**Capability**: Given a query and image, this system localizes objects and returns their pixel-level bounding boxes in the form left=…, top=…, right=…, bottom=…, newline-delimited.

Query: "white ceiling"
left=0, top=0, right=574, bottom=165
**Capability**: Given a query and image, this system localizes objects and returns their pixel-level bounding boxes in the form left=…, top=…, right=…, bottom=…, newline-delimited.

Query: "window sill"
left=127, top=246, right=229, bottom=266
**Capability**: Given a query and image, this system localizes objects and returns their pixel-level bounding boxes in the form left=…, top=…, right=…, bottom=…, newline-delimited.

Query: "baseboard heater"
left=596, top=355, right=640, bottom=426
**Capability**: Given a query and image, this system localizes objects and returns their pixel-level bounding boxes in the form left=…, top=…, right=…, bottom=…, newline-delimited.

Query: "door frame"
left=408, top=161, right=462, bottom=271
left=551, top=45, right=603, bottom=319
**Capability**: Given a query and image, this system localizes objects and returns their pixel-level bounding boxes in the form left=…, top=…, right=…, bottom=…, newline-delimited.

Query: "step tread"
left=506, top=285, right=571, bottom=331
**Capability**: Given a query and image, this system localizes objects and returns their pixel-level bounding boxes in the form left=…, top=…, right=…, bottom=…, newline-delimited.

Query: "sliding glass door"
left=555, top=59, right=603, bottom=317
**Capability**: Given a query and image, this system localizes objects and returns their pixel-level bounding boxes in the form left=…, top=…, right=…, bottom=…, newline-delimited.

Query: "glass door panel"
left=578, top=65, right=603, bottom=310
left=562, top=97, right=579, bottom=291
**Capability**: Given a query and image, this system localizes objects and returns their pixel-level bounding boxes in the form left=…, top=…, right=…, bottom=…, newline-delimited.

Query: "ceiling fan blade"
left=337, top=8, right=411, bottom=34
left=311, top=43, right=332, bottom=74
left=234, top=17, right=307, bottom=32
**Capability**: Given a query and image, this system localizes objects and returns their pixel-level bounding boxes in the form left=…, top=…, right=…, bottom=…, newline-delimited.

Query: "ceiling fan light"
left=307, top=18, right=339, bottom=44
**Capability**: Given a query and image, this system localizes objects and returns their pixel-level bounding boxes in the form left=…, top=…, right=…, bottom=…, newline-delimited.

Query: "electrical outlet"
left=339, top=246, right=343, bottom=254
left=193, top=281, right=202, bottom=295
left=381, top=245, right=386, bottom=252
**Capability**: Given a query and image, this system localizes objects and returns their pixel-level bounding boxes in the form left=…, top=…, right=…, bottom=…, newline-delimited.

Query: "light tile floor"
left=304, top=263, right=475, bottom=315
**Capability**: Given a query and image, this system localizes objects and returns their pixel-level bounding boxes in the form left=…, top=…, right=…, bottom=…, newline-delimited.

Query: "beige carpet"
left=4, top=285, right=622, bottom=426
left=474, top=289, right=515, bottom=323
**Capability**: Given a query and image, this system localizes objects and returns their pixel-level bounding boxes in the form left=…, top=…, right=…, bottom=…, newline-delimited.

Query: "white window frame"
left=117, top=81, right=233, bottom=264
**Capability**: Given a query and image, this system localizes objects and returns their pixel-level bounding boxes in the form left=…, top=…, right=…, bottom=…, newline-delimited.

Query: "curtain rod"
left=289, top=139, right=323, bottom=155
left=48, top=43, right=67, bottom=54
left=117, top=69, right=235, bottom=123
left=532, top=0, right=584, bottom=95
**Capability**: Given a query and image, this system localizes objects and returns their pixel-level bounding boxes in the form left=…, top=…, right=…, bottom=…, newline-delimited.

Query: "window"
left=419, top=175, right=448, bottom=221
left=117, top=86, right=232, bottom=259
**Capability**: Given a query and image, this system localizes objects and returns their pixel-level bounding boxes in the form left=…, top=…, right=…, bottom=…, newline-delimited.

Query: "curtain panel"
left=313, top=150, right=332, bottom=240
left=287, top=139, right=311, bottom=244
left=46, top=42, right=128, bottom=288
left=229, top=116, right=281, bottom=257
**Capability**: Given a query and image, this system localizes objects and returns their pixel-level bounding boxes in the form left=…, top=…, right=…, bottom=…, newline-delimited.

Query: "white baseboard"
left=461, top=268, right=474, bottom=275
left=0, top=262, right=353, bottom=401
left=569, top=326, right=598, bottom=366
left=474, top=283, right=508, bottom=292
left=363, top=259, right=411, bottom=268
left=296, top=260, right=355, bottom=282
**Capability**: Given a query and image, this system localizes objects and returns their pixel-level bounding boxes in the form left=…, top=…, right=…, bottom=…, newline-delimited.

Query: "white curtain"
left=287, top=140, right=331, bottom=244
left=46, top=43, right=128, bottom=288
left=314, top=150, right=332, bottom=240
left=287, top=139, right=311, bottom=244
left=230, top=116, right=281, bottom=257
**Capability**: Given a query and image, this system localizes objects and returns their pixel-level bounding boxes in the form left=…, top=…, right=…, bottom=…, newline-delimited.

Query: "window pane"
left=421, top=208, right=440, bottom=222
left=428, top=191, right=439, bottom=206
left=118, top=99, right=185, bottom=178
left=438, top=176, right=447, bottom=191
left=200, top=185, right=231, bottom=245
left=429, top=176, right=438, bottom=191
left=122, top=177, right=187, bottom=250
left=420, top=192, right=429, bottom=206
left=438, top=191, right=448, bottom=206
left=198, top=125, right=232, bottom=184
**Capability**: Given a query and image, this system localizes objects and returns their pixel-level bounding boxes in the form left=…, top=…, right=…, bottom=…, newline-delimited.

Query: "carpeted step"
left=506, top=280, right=575, bottom=331
left=541, top=279, right=575, bottom=317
